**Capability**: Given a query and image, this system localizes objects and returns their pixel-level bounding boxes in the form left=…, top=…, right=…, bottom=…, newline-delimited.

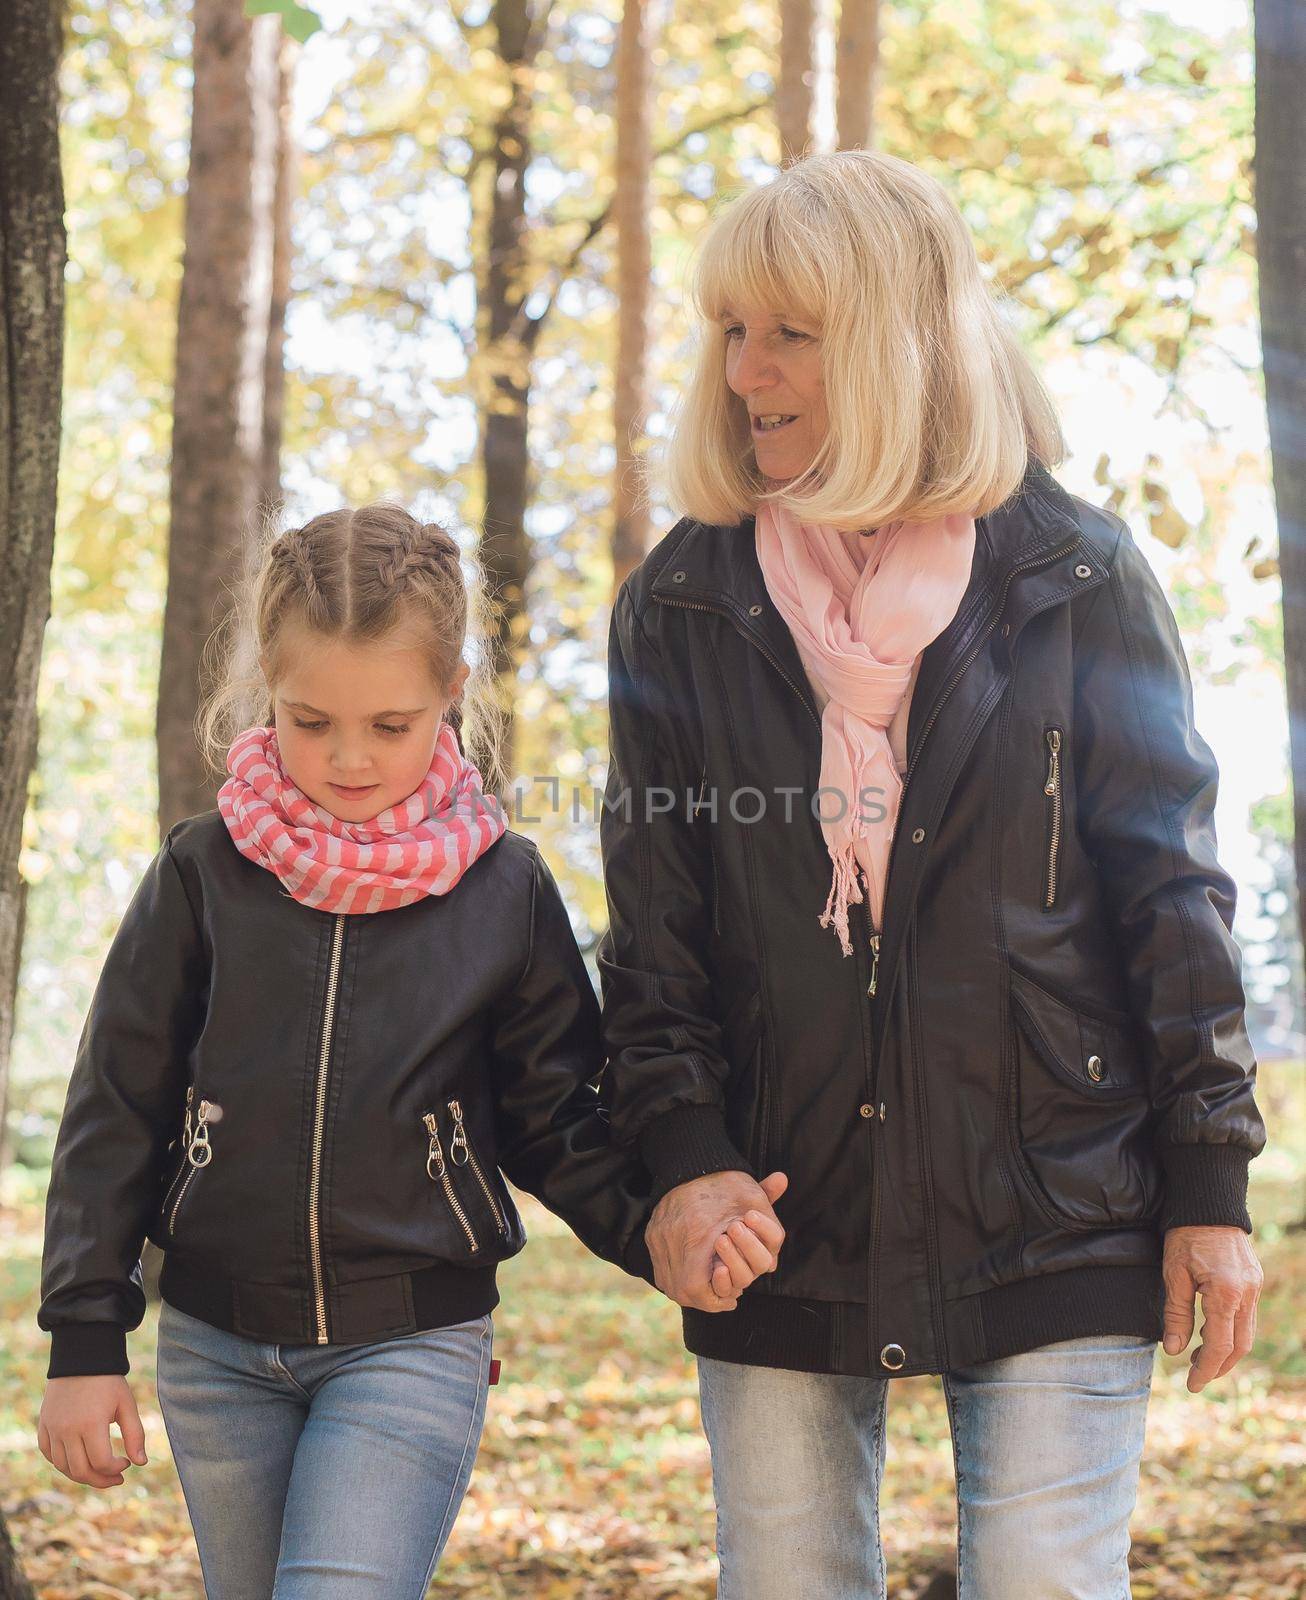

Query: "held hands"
left=38, top=1375, right=148, bottom=1488
left=1162, top=1224, right=1264, bottom=1393
left=646, top=1169, right=789, bottom=1312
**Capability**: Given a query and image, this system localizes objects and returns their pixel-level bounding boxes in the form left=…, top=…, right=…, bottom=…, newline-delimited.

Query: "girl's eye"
left=293, top=719, right=328, bottom=732
left=377, top=724, right=409, bottom=737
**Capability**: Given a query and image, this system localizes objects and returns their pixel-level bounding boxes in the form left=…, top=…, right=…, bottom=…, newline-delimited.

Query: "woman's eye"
left=377, top=724, right=409, bottom=737
left=293, top=719, right=327, bottom=732
left=780, top=327, right=811, bottom=344
left=723, top=324, right=744, bottom=340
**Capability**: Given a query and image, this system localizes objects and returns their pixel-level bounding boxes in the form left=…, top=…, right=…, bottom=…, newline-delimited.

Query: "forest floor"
left=2, top=1070, right=1302, bottom=1600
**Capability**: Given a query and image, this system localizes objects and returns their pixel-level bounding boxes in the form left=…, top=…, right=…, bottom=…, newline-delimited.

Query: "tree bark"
left=0, top=2, right=63, bottom=1589
left=157, top=2, right=286, bottom=835
left=612, top=0, right=654, bottom=595
left=835, top=0, right=878, bottom=150
left=0, top=0, right=66, bottom=1200
left=0, top=1507, right=36, bottom=1600
left=476, top=0, right=550, bottom=791
left=778, top=0, right=817, bottom=164
left=1255, top=1, right=1306, bottom=944
left=261, top=33, right=297, bottom=520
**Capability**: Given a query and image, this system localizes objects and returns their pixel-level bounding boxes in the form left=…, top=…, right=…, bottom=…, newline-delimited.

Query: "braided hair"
left=198, top=504, right=505, bottom=787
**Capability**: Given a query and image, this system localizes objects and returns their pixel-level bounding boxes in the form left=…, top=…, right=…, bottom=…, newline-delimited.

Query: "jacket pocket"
left=720, top=991, right=768, bottom=1170
left=1006, top=966, right=1160, bottom=1231
left=422, top=1103, right=511, bottom=1256
left=693, top=765, right=721, bottom=936
left=446, top=1098, right=510, bottom=1240
left=1041, top=726, right=1063, bottom=910
left=161, top=1089, right=222, bottom=1241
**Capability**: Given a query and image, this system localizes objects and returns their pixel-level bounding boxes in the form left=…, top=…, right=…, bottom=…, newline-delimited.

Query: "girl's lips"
left=330, top=783, right=378, bottom=798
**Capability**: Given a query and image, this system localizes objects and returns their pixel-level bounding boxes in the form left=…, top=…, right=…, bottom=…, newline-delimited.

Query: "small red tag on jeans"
left=489, top=1358, right=502, bottom=1385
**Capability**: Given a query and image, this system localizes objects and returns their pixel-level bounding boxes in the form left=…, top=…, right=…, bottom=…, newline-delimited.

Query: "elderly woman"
left=595, top=150, right=1266, bottom=1599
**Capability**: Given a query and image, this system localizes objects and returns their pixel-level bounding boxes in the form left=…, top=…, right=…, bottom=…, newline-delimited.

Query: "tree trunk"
left=1255, top=1, right=1306, bottom=952
left=0, top=0, right=66, bottom=1204
left=778, top=0, right=817, bottom=164
left=157, top=2, right=286, bottom=835
left=261, top=33, right=297, bottom=520
left=612, top=0, right=654, bottom=595
left=835, top=0, right=878, bottom=150
left=0, top=1507, right=37, bottom=1600
left=476, top=0, right=550, bottom=791
left=0, top=5, right=64, bottom=1589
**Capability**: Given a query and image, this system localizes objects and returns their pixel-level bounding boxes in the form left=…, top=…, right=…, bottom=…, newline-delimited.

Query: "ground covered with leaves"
left=3, top=1075, right=1302, bottom=1599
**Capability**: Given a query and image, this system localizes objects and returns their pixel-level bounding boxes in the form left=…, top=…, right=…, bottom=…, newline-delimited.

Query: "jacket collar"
left=649, top=457, right=1086, bottom=745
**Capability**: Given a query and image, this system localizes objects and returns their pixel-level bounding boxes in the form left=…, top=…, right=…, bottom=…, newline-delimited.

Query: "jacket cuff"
left=637, top=1103, right=757, bottom=1202
left=1160, top=1145, right=1253, bottom=1233
left=48, top=1322, right=130, bottom=1379
left=622, top=1218, right=659, bottom=1287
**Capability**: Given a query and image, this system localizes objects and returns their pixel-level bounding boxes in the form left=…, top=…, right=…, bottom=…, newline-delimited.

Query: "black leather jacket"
left=40, top=816, right=656, bottom=1378
left=596, top=461, right=1266, bottom=1378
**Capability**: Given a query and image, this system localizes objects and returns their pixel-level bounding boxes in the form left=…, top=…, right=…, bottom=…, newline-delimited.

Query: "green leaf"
left=243, top=0, right=323, bottom=42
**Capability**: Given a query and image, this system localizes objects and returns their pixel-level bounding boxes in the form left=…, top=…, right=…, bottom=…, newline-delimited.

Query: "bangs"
left=693, top=189, right=829, bottom=328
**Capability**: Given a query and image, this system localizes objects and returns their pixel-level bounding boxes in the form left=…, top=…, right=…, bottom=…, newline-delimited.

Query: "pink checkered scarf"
left=217, top=723, right=507, bottom=914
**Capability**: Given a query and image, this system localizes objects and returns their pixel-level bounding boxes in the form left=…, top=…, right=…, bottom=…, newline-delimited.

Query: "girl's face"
left=722, top=303, right=828, bottom=484
left=269, top=623, right=469, bottom=821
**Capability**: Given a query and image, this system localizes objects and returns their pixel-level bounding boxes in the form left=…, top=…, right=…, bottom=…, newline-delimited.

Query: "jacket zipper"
left=166, top=1089, right=217, bottom=1238
left=1043, top=727, right=1063, bottom=909
left=424, top=1111, right=480, bottom=1251
left=448, top=1098, right=509, bottom=1235
left=308, top=914, right=346, bottom=1344
left=160, top=1084, right=196, bottom=1222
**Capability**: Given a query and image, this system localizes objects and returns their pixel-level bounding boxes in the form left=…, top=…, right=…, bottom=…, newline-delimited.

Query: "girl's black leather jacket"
left=596, top=460, right=1267, bottom=1379
left=39, top=817, right=656, bottom=1377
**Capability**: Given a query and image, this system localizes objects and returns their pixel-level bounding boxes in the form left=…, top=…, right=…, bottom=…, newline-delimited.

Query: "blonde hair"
left=199, top=503, right=507, bottom=789
left=665, top=150, right=1065, bottom=529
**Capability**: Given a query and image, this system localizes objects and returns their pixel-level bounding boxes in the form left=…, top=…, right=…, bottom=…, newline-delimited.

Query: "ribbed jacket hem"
left=160, top=1253, right=500, bottom=1346
left=683, top=1264, right=1166, bottom=1377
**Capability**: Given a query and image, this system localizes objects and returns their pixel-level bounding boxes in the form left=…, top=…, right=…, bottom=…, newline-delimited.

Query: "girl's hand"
left=709, top=1205, right=787, bottom=1302
left=38, top=1375, right=147, bottom=1488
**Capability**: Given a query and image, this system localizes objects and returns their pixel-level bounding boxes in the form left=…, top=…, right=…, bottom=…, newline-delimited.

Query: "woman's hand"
left=646, top=1169, right=788, bottom=1312
left=38, top=1374, right=147, bottom=1487
left=1161, top=1224, right=1264, bottom=1392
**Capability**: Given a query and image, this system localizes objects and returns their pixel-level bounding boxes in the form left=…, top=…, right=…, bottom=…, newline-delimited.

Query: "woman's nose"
left=727, top=337, right=777, bottom=396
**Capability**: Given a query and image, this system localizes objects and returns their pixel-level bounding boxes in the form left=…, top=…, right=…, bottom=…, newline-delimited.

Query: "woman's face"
left=722, top=304, right=828, bottom=484
left=268, top=622, right=468, bottom=821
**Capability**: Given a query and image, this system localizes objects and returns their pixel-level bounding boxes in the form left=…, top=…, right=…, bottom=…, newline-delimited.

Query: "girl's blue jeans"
left=155, top=1299, right=492, bottom=1599
left=697, top=1333, right=1157, bottom=1600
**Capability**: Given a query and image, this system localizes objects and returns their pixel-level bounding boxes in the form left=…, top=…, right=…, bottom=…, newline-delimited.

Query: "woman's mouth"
left=752, top=414, right=798, bottom=435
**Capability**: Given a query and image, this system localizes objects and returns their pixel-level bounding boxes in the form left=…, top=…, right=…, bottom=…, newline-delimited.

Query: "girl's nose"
left=329, top=742, right=371, bottom=776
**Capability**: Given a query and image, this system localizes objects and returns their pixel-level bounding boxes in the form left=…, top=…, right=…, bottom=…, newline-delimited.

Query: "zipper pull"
left=448, top=1099, right=470, bottom=1166
left=867, top=932, right=881, bottom=999
left=1044, top=728, right=1061, bottom=795
left=424, top=1112, right=447, bottom=1180
left=693, top=770, right=708, bottom=817
left=180, top=1084, right=195, bottom=1148
left=187, top=1099, right=215, bottom=1168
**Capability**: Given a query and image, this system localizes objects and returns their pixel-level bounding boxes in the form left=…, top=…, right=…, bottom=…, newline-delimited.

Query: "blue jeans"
left=155, top=1300, right=492, bottom=1599
left=698, top=1333, right=1156, bottom=1600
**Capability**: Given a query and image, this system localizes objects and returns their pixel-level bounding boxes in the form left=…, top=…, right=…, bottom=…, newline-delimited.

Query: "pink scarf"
left=755, top=503, right=976, bottom=955
left=218, top=723, right=507, bottom=914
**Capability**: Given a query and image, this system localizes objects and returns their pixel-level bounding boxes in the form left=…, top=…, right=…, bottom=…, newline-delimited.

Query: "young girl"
left=35, top=504, right=786, bottom=1599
